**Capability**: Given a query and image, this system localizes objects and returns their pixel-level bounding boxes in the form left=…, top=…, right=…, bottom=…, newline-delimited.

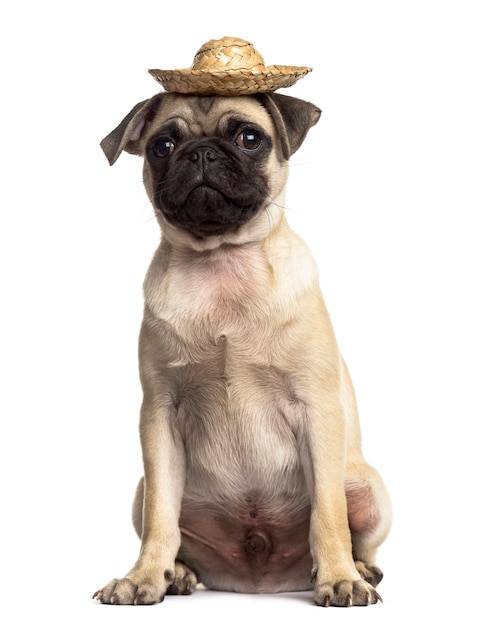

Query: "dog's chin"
left=159, top=185, right=262, bottom=238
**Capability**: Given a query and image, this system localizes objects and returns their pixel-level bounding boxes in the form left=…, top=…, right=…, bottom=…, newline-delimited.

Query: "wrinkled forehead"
left=149, top=94, right=274, bottom=138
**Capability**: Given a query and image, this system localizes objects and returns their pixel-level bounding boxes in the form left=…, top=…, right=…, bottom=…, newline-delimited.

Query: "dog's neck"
left=143, top=200, right=319, bottom=332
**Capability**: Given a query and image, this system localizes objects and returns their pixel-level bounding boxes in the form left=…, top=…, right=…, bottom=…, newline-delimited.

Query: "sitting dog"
left=93, top=37, right=391, bottom=608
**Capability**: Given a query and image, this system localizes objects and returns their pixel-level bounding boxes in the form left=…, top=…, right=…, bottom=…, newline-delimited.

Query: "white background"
left=1, top=1, right=483, bottom=624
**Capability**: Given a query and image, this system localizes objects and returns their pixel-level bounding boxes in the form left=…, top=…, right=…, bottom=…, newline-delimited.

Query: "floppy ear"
left=100, top=94, right=165, bottom=165
left=258, top=93, right=321, bottom=160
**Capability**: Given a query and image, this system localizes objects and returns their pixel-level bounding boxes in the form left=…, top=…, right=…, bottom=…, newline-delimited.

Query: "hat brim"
left=148, top=65, right=311, bottom=96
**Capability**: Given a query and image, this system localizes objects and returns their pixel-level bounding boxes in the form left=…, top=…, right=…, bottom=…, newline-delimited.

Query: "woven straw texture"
left=149, top=36, right=311, bottom=96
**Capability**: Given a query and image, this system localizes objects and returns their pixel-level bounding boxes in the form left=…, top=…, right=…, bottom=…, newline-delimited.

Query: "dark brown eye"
left=235, top=129, right=262, bottom=151
left=152, top=137, right=175, bottom=158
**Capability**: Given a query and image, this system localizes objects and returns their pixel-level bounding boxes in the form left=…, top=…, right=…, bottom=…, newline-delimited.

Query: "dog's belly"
left=172, top=362, right=313, bottom=592
left=178, top=496, right=312, bottom=593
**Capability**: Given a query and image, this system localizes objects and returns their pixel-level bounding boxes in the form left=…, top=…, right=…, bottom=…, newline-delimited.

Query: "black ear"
left=100, top=94, right=165, bottom=165
left=258, top=93, right=321, bottom=160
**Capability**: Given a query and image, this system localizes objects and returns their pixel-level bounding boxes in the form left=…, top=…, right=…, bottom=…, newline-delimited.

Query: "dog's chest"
left=149, top=244, right=278, bottom=343
left=174, top=245, right=270, bottom=325
left=143, top=241, right=318, bottom=499
left=176, top=355, right=305, bottom=484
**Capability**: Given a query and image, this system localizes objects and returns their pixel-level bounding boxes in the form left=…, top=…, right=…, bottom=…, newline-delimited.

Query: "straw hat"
left=148, top=36, right=312, bottom=96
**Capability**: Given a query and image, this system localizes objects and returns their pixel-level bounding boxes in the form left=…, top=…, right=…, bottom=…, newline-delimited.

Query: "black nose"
left=189, top=146, right=218, bottom=164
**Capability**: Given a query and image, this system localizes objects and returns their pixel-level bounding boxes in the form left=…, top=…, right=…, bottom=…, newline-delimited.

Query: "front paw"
left=93, top=576, right=167, bottom=605
left=313, top=577, right=382, bottom=607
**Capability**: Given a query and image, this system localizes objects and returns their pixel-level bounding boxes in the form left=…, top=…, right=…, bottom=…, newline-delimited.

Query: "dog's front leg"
left=304, top=386, right=381, bottom=608
left=94, top=394, right=185, bottom=605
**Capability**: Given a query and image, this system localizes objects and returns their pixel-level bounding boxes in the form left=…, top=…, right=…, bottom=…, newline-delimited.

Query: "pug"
left=93, top=91, right=392, bottom=607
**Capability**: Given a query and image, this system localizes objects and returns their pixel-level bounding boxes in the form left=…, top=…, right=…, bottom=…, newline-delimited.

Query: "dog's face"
left=143, top=96, right=283, bottom=239
left=101, top=92, right=321, bottom=246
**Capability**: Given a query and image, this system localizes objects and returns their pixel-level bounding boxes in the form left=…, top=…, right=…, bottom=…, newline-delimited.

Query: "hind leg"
left=345, top=462, right=392, bottom=587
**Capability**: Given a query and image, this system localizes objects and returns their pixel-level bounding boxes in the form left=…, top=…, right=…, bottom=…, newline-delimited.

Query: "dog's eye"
left=152, top=137, right=175, bottom=158
left=235, top=129, right=262, bottom=151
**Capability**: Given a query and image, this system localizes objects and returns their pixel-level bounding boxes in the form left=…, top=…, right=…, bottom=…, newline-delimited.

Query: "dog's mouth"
left=159, top=183, right=260, bottom=237
left=188, top=183, right=227, bottom=206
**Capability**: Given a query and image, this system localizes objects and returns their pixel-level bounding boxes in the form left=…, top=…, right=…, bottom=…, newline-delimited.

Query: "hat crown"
left=191, top=37, right=266, bottom=73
